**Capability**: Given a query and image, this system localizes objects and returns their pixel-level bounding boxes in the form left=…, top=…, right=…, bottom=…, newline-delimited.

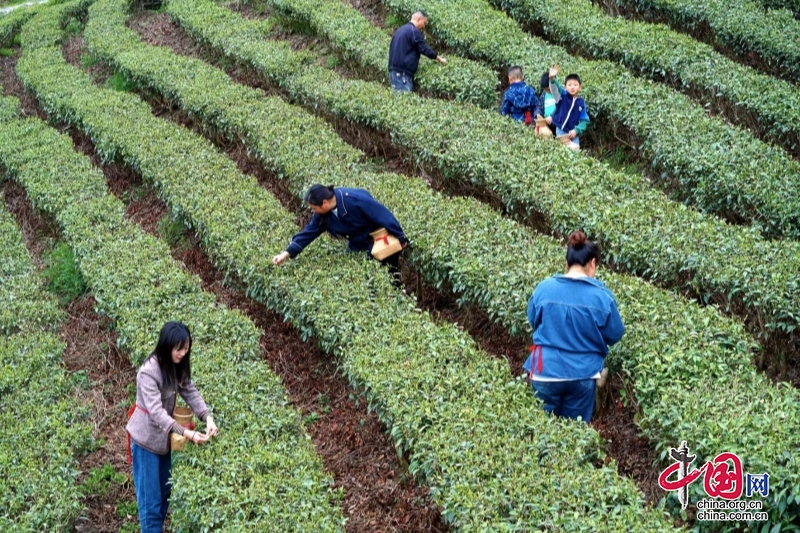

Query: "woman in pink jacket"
left=126, top=321, right=218, bottom=533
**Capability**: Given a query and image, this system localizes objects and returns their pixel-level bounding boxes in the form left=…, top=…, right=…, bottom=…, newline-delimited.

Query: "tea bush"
left=264, top=0, right=498, bottom=108
left=0, top=5, right=37, bottom=47
left=18, top=4, right=681, bottom=529
left=613, top=0, right=800, bottom=81
left=167, top=0, right=800, bottom=363
left=378, top=0, right=800, bottom=240
left=0, top=200, right=91, bottom=531
left=88, top=0, right=800, bottom=527
left=490, top=0, right=800, bottom=154
left=5, top=10, right=347, bottom=528
left=0, top=332, right=94, bottom=532
left=0, top=200, right=64, bottom=334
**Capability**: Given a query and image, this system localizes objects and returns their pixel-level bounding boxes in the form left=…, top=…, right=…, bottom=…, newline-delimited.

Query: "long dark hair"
left=151, top=321, right=192, bottom=390
left=566, top=230, right=600, bottom=267
left=305, top=184, right=335, bottom=232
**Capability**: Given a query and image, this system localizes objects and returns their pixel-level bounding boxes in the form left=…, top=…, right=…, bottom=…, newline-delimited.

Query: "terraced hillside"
left=1, top=0, right=798, bottom=531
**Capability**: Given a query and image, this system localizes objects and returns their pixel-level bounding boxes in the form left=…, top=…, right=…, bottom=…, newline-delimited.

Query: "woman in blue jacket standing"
left=524, top=231, right=624, bottom=423
left=272, top=184, right=408, bottom=283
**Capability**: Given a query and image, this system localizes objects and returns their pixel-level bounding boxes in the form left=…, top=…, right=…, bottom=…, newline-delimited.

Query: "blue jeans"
left=532, top=378, right=596, bottom=423
left=132, top=440, right=172, bottom=533
left=389, top=71, right=413, bottom=92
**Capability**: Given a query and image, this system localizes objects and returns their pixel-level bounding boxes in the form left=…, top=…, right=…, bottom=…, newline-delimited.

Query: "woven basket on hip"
left=170, top=406, right=194, bottom=451
left=170, top=432, right=188, bottom=452
left=369, top=228, right=402, bottom=261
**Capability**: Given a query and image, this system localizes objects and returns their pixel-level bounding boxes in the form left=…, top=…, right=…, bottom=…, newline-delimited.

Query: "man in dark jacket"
left=272, top=185, right=408, bottom=285
left=387, top=11, right=447, bottom=92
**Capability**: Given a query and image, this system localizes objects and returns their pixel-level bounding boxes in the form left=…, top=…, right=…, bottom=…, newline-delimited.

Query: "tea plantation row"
left=490, top=0, right=800, bottom=153
left=0, top=193, right=93, bottom=532
left=0, top=180, right=62, bottom=334
left=168, top=0, right=800, bottom=358
left=613, top=0, right=800, bottom=81
left=14, top=3, right=684, bottom=529
left=266, top=0, right=497, bottom=107
left=378, top=0, right=800, bottom=240
left=89, top=0, right=800, bottom=527
left=8, top=6, right=348, bottom=530
left=0, top=4, right=37, bottom=46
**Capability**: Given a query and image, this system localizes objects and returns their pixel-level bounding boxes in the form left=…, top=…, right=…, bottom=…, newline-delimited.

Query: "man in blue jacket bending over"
left=387, top=10, right=447, bottom=92
left=272, top=185, right=408, bottom=285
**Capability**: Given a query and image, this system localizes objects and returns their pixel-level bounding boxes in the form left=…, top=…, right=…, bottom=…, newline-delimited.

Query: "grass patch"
left=42, top=241, right=87, bottom=304
left=593, top=146, right=645, bottom=177
left=105, top=71, right=135, bottom=92
left=157, top=215, right=189, bottom=249
left=79, top=464, right=126, bottom=497
left=0, top=47, right=15, bottom=56
left=80, top=52, right=98, bottom=68
left=64, top=17, right=82, bottom=36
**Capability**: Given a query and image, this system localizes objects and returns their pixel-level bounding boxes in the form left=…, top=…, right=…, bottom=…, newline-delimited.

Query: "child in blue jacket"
left=544, top=73, right=590, bottom=151
left=533, top=65, right=562, bottom=137
left=272, top=185, right=408, bottom=285
left=500, top=66, right=537, bottom=124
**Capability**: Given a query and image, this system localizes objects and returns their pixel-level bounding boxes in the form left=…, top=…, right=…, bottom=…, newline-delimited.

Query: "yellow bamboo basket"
left=170, top=432, right=188, bottom=452
left=173, top=406, right=193, bottom=426
left=170, top=406, right=193, bottom=451
left=370, top=228, right=402, bottom=261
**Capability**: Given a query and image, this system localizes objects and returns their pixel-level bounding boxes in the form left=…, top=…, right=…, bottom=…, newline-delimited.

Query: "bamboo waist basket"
left=370, top=228, right=402, bottom=260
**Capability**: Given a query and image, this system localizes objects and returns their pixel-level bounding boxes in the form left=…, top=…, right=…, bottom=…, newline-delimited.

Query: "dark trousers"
left=531, top=378, right=596, bottom=423
left=380, top=250, right=403, bottom=288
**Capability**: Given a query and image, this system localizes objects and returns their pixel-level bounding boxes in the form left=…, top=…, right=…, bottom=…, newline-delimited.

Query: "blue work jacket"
left=286, top=188, right=407, bottom=258
left=525, top=274, right=624, bottom=380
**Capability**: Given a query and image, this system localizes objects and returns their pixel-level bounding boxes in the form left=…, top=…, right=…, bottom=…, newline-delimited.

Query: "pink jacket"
left=126, top=354, right=209, bottom=455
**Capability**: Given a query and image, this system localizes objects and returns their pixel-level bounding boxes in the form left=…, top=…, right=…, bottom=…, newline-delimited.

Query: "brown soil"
left=123, top=11, right=671, bottom=514
left=591, top=374, right=665, bottom=507
left=63, top=35, right=115, bottom=82
left=63, top=28, right=450, bottom=532
left=1, top=181, right=137, bottom=533
left=342, top=0, right=389, bottom=29
left=99, top=151, right=451, bottom=533
left=0, top=51, right=47, bottom=120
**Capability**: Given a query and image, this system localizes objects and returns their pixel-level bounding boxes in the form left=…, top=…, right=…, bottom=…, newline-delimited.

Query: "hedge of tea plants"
left=227, top=0, right=800, bottom=240
left=167, top=0, right=800, bottom=353
left=86, top=1, right=800, bottom=527
left=0, top=331, right=95, bottom=532
left=491, top=0, right=800, bottom=153
left=753, top=0, right=800, bottom=13
left=8, top=11, right=348, bottom=530
left=613, top=0, right=800, bottom=81
left=0, top=196, right=64, bottom=334
left=0, top=195, right=92, bottom=531
left=377, top=0, right=800, bottom=241
left=264, top=0, right=497, bottom=108
left=0, top=5, right=37, bottom=47
left=19, top=6, right=685, bottom=529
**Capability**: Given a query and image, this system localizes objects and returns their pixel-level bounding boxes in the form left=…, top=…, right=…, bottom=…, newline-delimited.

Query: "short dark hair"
left=566, top=230, right=599, bottom=267
left=507, top=65, right=523, bottom=79
left=565, top=73, right=582, bottom=85
left=540, top=71, right=550, bottom=88
left=419, top=10, right=428, bottom=18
